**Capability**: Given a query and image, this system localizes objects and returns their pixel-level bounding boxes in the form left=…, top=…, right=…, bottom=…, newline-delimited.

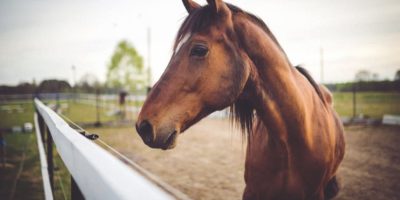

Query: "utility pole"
left=94, top=88, right=101, bottom=127
left=352, top=82, right=357, bottom=119
left=72, top=65, right=76, bottom=87
left=147, top=27, right=152, bottom=91
left=72, top=65, right=77, bottom=102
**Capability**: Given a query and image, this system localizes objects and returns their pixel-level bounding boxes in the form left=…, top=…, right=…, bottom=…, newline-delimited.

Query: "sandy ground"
left=336, top=125, right=400, bottom=200
left=92, top=119, right=400, bottom=200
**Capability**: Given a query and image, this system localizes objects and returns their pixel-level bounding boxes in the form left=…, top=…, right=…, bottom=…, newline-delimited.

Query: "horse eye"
left=190, top=45, right=208, bottom=57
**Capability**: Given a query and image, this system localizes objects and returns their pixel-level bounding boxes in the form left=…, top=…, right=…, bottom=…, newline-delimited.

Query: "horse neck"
left=234, top=15, right=313, bottom=143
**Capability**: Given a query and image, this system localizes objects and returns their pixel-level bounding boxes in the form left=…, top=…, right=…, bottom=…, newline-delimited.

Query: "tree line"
left=0, top=78, right=399, bottom=95
left=325, top=80, right=400, bottom=92
left=0, top=79, right=104, bottom=95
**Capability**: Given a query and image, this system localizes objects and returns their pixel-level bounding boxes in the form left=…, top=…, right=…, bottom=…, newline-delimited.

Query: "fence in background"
left=1, top=93, right=229, bottom=121
left=34, top=98, right=174, bottom=200
left=0, top=93, right=146, bottom=103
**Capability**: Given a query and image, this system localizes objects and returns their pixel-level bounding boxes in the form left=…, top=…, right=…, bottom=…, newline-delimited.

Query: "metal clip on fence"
left=75, top=129, right=99, bottom=141
left=85, top=134, right=99, bottom=140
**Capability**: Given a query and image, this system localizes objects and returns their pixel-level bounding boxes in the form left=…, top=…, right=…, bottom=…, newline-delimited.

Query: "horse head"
left=136, top=0, right=252, bottom=150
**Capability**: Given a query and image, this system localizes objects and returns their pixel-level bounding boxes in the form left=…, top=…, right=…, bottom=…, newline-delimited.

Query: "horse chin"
left=161, top=142, right=177, bottom=150
left=145, top=130, right=178, bottom=150
left=161, top=131, right=178, bottom=150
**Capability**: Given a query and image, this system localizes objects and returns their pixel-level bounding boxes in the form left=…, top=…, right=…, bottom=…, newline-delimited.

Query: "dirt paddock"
left=92, top=119, right=400, bottom=200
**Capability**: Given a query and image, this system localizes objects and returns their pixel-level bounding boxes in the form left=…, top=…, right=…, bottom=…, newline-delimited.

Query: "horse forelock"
left=173, top=6, right=214, bottom=52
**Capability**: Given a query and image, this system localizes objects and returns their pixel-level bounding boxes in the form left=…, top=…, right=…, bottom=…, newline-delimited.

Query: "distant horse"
left=136, top=0, right=345, bottom=199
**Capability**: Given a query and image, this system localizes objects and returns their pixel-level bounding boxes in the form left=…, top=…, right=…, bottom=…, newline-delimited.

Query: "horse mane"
left=295, top=66, right=326, bottom=104
left=174, top=3, right=325, bottom=135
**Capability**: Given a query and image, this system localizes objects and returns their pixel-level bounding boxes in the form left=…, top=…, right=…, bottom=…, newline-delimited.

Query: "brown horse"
left=136, top=0, right=345, bottom=199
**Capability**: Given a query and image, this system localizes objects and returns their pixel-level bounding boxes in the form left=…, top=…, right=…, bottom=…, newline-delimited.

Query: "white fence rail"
left=34, top=113, right=54, bottom=200
left=34, top=98, right=174, bottom=200
left=382, top=114, right=400, bottom=125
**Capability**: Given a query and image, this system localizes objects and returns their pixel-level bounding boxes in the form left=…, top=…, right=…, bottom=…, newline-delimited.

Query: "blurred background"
left=0, top=0, right=399, bottom=200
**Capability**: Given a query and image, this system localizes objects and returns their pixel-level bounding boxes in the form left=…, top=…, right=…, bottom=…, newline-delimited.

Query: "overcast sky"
left=0, top=0, right=399, bottom=85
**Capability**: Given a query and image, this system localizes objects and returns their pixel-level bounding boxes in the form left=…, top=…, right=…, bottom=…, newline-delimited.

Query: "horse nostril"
left=136, top=120, right=154, bottom=143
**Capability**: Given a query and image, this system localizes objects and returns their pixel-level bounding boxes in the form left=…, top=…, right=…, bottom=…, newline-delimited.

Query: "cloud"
left=0, top=0, right=399, bottom=85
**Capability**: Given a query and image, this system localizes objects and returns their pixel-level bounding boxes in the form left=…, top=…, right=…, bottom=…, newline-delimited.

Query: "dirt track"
left=336, top=125, right=400, bottom=200
left=93, top=119, right=400, bottom=200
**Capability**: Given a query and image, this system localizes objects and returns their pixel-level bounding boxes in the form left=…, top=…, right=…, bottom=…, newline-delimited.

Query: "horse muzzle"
left=135, top=120, right=178, bottom=150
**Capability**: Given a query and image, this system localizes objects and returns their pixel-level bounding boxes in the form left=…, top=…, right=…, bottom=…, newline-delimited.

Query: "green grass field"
left=333, top=92, right=400, bottom=118
left=0, top=133, right=44, bottom=199
left=0, top=101, right=35, bottom=129
left=0, top=132, right=72, bottom=200
left=0, top=100, right=136, bottom=129
left=59, top=101, right=120, bottom=123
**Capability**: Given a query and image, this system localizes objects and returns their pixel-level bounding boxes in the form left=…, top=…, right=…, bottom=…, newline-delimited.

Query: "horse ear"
left=206, top=0, right=223, bottom=13
left=182, top=0, right=200, bottom=14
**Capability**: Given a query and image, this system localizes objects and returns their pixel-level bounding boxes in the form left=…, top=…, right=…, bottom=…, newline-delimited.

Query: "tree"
left=355, top=70, right=371, bottom=82
left=37, top=79, right=71, bottom=93
left=395, top=69, right=400, bottom=81
left=0, top=82, right=36, bottom=95
left=77, top=73, right=101, bottom=92
left=371, top=73, right=379, bottom=81
left=106, top=40, right=147, bottom=91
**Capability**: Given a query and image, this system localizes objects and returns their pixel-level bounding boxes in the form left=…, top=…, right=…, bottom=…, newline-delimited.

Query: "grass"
left=0, top=133, right=44, bottom=200
left=0, top=131, right=71, bottom=200
left=0, top=101, right=35, bottom=129
left=333, top=92, right=400, bottom=118
left=53, top=151, right=71, bottom=200
left=47, top=100, right=137, bottom=124
left=60, top=101, right=120, bottom=123
left=0, top=99, right=136, bottom=130
left=0, top=100, right=88, bottom=200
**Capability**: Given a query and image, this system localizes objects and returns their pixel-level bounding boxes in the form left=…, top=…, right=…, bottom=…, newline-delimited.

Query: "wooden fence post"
left=46, top=126, right=54, bottom=191
left=71, top=177, right=85, bottom=200
left=352, top=82, right=357, bottom=119
left=37, top=110, right=46, bottom=145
